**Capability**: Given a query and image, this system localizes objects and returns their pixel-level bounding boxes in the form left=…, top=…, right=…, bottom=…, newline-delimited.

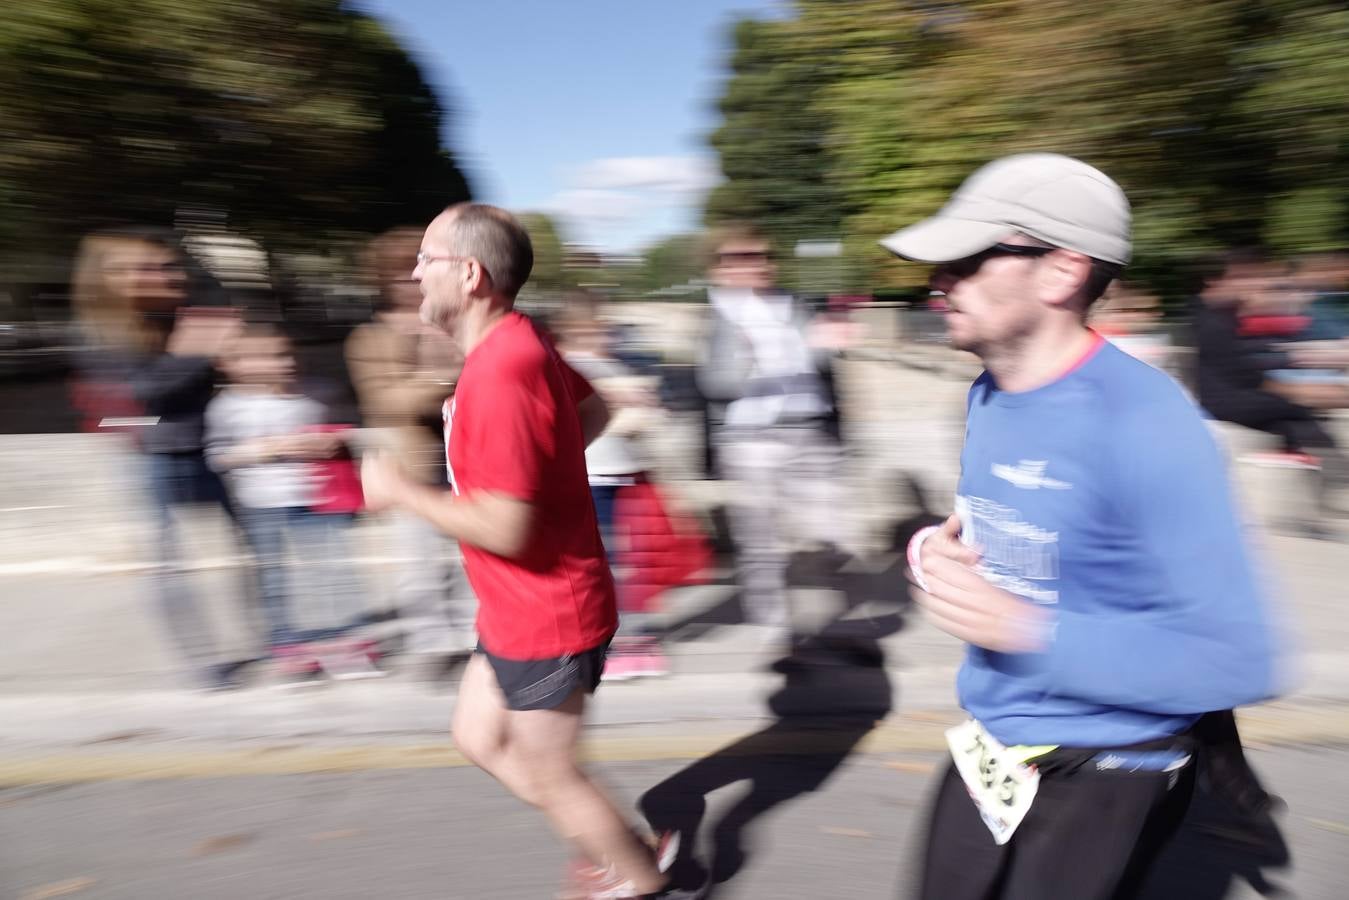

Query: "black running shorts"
left=478, top=640, right=611, bottom=711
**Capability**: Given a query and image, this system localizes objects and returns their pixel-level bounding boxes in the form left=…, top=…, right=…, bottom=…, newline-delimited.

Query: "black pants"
left=1209, top=390, right=1337, bottom=453
left=916, top=750, right=1196, bottom=900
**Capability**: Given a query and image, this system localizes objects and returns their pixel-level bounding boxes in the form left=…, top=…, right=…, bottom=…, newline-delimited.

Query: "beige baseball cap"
left=879, top=153, right=1131, bottom=266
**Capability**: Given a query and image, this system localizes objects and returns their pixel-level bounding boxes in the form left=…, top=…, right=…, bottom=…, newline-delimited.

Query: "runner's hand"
left=909, top=514, right=1052, bottom=653
left=915, top=514, right=980, bottom=569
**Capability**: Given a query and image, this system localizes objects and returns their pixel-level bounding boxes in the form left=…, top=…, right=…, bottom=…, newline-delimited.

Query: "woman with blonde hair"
left=72, top=227, right=245, bottom=690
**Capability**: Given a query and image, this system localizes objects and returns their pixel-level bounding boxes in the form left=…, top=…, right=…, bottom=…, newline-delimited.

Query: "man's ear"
left=462, top=258, right=488, bottom=296
left=1038, top=250, right=1093, bottom=309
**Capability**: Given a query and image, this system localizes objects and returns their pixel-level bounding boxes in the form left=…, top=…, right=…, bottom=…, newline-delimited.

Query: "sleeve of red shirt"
left=561, top=358, right=595, bottom=403
left=460, top=360, right=556, bottom=502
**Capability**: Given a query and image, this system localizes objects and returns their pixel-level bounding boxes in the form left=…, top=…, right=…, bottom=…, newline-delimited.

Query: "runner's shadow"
left=659, top=476, right=933, bottom=645
left=1135, top=787, right=1292, bottom=899
left=638, top=618, right=897, bottom=896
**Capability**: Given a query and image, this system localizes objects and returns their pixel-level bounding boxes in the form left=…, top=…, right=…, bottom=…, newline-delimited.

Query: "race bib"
left=946, top=719, right=1042, bottom=845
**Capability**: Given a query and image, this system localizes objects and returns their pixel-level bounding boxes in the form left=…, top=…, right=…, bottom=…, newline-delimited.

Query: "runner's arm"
left=368, top=354, right=589, bottom=558
left=1038, top=392, right=1282, bottom=714
left=389, top=480, right=534, bottom=560
left=577, top=392, right=610, bottom=447
left=560, top=358, right=610, bottom=447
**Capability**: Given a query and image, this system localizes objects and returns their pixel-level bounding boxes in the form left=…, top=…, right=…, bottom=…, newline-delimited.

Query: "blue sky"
left=357, top=0, right=786, bottom=252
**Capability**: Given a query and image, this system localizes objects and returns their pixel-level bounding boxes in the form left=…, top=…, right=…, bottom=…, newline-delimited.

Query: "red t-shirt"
left=444, top=312, right=617, bottom=660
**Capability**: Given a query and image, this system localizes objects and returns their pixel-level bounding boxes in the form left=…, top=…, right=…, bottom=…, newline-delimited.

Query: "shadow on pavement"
left=634, top=473, right=935, bottom=897
left=638, top=611, right=901, bottom=896
left=660, top=471, right=941, bottom=646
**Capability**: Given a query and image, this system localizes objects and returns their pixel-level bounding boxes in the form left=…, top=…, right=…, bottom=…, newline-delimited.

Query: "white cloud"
left=548, top=188, right=646, bottom=223
left=546, top=155, right=723, bottom=252
left=569, top=156, right=721, bottom=195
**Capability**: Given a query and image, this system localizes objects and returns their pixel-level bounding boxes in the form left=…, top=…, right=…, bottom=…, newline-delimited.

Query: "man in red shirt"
left=361, top=204, right=696, bottom=898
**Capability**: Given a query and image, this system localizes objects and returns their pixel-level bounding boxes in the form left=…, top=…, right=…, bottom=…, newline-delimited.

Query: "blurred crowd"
left=5, top=220, right=1346, bottom=691
left=1090, top=251, right=1349, bottom=527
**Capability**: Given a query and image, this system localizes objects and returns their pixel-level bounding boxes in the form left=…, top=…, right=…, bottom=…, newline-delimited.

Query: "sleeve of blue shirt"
left=1044, top=381, right=1280, bottom=714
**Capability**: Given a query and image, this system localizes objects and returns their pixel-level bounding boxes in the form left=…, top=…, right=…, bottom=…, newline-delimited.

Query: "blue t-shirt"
left=956, top=338, right=1278, bottom=748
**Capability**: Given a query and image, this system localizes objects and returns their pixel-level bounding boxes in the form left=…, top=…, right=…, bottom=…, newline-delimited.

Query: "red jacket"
left=613, top=480, right=712, bottom=611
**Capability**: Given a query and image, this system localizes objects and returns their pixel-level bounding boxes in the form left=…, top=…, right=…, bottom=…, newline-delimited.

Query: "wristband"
left=907, top=525, right=941, bottom=592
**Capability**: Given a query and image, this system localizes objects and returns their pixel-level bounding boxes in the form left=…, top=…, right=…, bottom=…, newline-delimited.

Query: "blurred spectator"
left=698, top=223, right=849, bottom=644
left=555, top=290, right=710, bottom=681
left=205, top=325, right=378, bottom=684
left=346, top=227, right=476, bottom=662
left=70, top=228, right=245, bottom=690
left=1194, top=249, right=1348, bottom=514
left=1291, top=252, right=1349, bottom=342
left=1260, top=253, right=1349, bottom=396
left=1090, top=281, right=1173, bottom=373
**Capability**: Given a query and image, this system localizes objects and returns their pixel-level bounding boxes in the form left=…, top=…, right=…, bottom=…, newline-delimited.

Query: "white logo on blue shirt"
left=956, top=495, right=1060, bottom=605
left=991, top=460, right=1073, bottom=491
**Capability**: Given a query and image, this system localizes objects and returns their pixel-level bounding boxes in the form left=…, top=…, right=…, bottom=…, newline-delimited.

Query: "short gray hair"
left=443, top=203, right=534, bottom=298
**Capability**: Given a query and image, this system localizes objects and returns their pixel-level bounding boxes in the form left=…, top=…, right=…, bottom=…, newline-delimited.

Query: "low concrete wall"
left=2, top=360, right=1341, bottom=571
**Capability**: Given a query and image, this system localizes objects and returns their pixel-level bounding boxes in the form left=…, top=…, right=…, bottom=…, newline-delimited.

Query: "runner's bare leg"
left=452, top=654, right=665, bottom=893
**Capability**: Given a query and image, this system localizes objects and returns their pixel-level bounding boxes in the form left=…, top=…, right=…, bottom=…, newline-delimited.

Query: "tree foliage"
left=517, top=212, right=572, bottom=294
left=637, top=233, right=708, bottom=293
left=705, top=15, right=848, bottom=249
left=708, top=0, right=1348, bottom=295
left=0, top=0, right=470, bottom=259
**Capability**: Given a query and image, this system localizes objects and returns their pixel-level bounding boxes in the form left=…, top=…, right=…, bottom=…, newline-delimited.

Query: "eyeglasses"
left=937, top=243, right=1055, bottom=281
left=414, top=252, right=493, bottom=284
left=415, top=251, right=469, bottom=267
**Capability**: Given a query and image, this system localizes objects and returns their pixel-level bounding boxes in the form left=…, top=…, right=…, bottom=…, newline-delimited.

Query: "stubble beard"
left=419, top=294, right=453, bottom=334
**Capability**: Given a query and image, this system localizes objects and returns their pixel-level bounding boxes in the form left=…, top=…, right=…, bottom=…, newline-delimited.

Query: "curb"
left=2, top=705, right=1346, bottom=787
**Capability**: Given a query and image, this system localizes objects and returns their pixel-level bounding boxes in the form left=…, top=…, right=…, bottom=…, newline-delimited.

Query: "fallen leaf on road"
left=1307, top=818, right=1349, bottom=836
left=310, top=829, right=363, bottom=842
left=821, top=826, right=873, bottom=839
left=884, top=760, right=937, bottom=774
left=193, top=833, right=256, bottom=856
left=84, top=730, right=161, bottom=745
left=20, top=877, right=97, bottom=899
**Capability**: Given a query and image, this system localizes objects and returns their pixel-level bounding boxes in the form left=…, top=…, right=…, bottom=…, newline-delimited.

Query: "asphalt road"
left=2, top=740, right=1344, bottom=900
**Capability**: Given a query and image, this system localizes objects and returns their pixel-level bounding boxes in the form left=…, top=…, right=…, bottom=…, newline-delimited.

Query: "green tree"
left=1234, top=2, right=1349, bottom=253
left=705, top=16, right=847, bottom=252
left=517, top=212, right=572, bottom=294
left=0, top=0, right=470, bottom=258
left=817, top=0, right=1255, bottom=291
left=638, top=233, right=708, bottom=292
left=709, top=0, right=1348, bottom=297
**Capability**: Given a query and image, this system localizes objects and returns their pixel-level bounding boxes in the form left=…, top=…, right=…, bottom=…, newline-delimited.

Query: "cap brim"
left=878, top=217, right=1013, bottom=264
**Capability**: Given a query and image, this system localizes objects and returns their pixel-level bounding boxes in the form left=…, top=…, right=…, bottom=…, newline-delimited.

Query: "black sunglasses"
left=717, top=249, right=774, bottom=264
left=938, top=243, right=1055, bottom=280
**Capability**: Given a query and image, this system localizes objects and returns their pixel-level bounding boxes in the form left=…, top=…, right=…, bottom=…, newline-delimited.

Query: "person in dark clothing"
left=72, top=228, right=247, bottom=690
left=1193, top=250, right=1347, bottom=514
left=1194, top=301, right=1336, bottom=453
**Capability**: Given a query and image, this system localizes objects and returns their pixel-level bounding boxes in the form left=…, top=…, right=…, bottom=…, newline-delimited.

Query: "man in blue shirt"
left=881, top=153, right=1281, bottom=898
